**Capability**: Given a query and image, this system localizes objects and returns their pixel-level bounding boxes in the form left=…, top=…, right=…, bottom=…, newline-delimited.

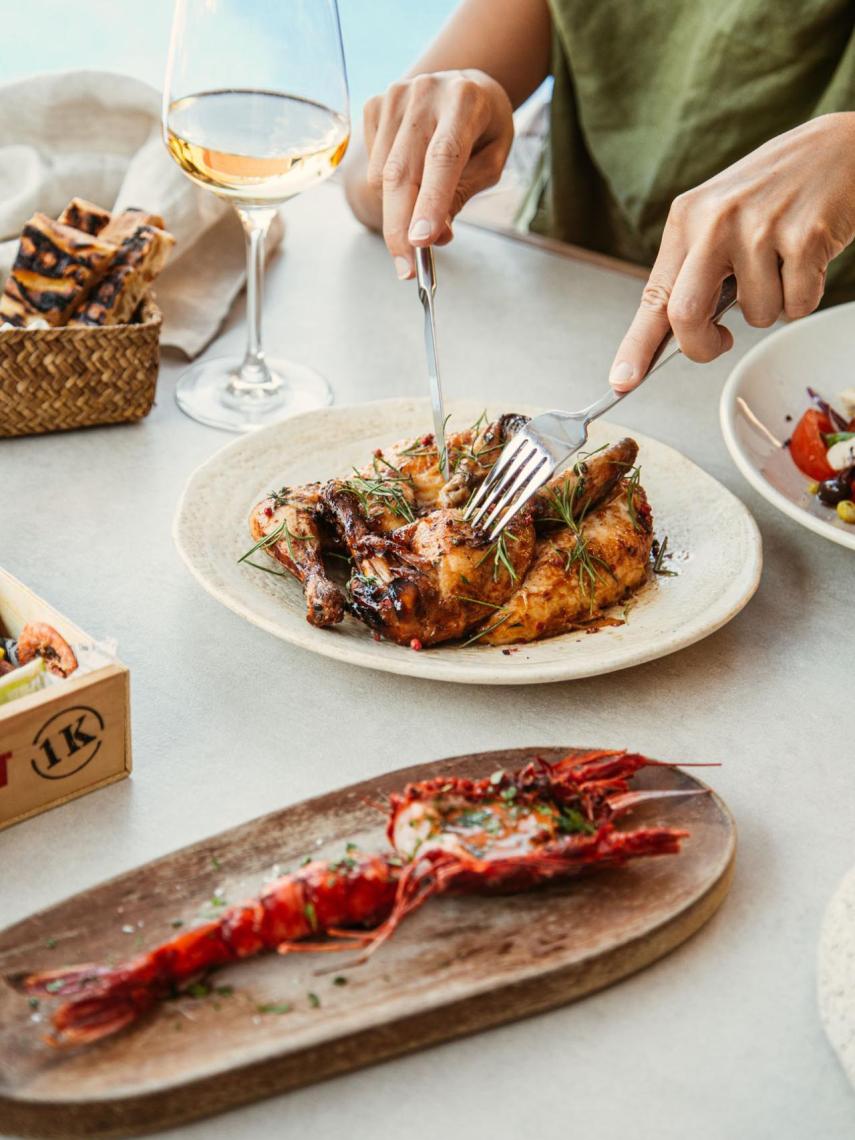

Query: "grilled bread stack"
left=0, top=198, right=175, bottom=329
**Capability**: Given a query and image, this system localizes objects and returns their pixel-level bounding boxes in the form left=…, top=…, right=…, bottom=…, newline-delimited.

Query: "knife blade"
left=415, top=246, right=449, bottom=479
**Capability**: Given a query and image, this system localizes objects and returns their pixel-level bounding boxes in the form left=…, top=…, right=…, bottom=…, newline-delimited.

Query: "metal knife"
left=415, top=246, right=449, bottom=479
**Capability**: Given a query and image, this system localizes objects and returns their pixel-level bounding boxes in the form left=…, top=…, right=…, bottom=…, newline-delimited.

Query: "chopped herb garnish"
left=456, top=808, right=498, bottom=830
left=28, top=996, right=39, bottom=1009
left=301, top=855, right=312, bottom=867
left=45, top=937, right=57, bottom=950
left=558, top=807, right=596, bottom=835
left=185, top=982, right=211, bottom=999
left=45, top=980, right=64, bottom=993
left=170, top=918, right=184, bottom=929
left=257, top=1001, right=293, bottom=1015
left=211, top=856, right=221, bottom=871
left=345, top=842, right=358, bottom=853
left=303, top=902, right=318, bottom=931
left=308, top=992, right=321, bottom=1009
left=215, top=985, right=234, bottom=997
left=332, top=976, right=348, bottom=986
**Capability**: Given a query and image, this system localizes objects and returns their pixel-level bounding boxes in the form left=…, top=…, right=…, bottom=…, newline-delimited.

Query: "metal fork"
left=464, top=276, right=738, bottom=539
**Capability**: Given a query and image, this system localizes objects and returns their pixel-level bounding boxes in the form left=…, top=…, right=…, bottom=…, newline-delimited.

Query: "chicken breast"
left=479, top=479, right=653, bottom=644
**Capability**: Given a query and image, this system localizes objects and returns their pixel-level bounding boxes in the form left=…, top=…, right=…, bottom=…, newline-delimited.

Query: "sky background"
left=0, top=1, right=458, bottom=121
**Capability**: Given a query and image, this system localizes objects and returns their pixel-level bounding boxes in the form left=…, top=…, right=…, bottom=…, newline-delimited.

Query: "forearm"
left=407, top=0, right=552, bottom=110
left=344, top=0, right=551, bottom=232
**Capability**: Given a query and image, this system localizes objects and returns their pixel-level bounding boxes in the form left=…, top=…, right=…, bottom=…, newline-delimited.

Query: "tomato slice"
left=790, top=409, right=835, bottom=481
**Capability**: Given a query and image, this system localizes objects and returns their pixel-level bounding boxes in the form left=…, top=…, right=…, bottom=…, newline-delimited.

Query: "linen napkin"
left=0, top=70, right=283, bottom=358
left=819, top=865, right=855, bottom=1086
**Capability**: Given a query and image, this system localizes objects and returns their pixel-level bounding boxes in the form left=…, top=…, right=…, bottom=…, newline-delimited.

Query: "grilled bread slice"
left=101, top=208, right=166, bottom=244
left=0, top=213, right=117, bottom=327
left=69, top=221, right=175, bottom=326
left=57, top=198, right=112, bottom=236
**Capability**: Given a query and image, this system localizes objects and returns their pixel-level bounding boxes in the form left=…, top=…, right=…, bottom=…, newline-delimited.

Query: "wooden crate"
left=0, top=568, right=131, bottom=830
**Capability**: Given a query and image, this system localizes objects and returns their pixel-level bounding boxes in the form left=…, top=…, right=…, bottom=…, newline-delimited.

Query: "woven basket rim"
left=0, top=294, right=162, bottom=341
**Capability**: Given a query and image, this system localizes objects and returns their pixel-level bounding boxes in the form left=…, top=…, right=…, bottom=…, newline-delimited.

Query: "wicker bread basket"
left=0, top=295, right=162, bottom=438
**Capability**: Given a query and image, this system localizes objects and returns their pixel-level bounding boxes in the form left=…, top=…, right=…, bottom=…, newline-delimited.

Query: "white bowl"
left=721, top=303, right=855, bottom=552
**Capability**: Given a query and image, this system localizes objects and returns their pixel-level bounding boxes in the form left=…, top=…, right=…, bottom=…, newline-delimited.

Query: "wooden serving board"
left=0, top=748, right=736, bottom=1138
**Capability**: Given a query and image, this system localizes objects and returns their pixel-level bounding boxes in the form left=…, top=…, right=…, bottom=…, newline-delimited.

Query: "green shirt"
left=535, top=0, right=855, bottom=303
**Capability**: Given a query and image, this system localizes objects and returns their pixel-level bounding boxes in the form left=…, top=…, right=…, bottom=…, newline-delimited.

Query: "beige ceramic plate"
left=173, top=399, right=762, bottom=685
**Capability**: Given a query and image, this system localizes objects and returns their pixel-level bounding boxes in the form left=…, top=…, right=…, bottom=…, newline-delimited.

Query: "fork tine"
left=469, top=441, right=538, bottom=529
left=463, top=433, right=528, bottom=520
left=488, top=463, right=554, bottom=540
left=481, top=449, right=549, bottom=533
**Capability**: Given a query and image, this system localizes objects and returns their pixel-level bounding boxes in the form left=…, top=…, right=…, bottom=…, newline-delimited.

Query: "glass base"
left=174, top=356, right=333, bottom=432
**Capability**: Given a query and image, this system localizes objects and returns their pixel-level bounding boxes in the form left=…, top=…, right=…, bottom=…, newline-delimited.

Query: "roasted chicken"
left=245, top=414, right=656, bottom=647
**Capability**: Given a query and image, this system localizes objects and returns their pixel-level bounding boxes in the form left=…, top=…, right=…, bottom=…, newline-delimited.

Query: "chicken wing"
left=532, top=437, right=639, bottom=523
left=248, top=484, right=345, bottom=628
left=479, top=478, right=653, bottom=645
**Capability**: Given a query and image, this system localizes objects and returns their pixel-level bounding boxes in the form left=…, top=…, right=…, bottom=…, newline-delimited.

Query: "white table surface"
left=1, top=184, right=853, bottom=1140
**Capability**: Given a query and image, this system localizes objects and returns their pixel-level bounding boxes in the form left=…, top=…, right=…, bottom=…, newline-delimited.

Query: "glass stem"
left=233, top=206, right=279, bottom=395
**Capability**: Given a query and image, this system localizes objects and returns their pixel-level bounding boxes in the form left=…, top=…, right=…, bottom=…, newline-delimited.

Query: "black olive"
left=817, top=470, right=854, bottom=506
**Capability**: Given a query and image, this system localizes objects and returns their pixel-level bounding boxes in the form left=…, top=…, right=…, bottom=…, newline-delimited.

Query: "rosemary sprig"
left=241, top=559, right=292, bottom=578
left=451, top=594, right=503, bottom=610
left=544, top=481, right=613, bottom=610
left=238, top=518, right=311, bottom=567
left=344, top=471, right=415, bottom=523
left=399, top=439, right=435, bottom=458
left=548, top=539, right=614, bottom=610
left=372, top=453, right=405, bottom=478
left=652, top=535, right=678, bottom=576
left=461, top=614, right=511, bottom=647
left=476, top=530, right=519, bottom=583
left=625, top=465, right=642, bottom=528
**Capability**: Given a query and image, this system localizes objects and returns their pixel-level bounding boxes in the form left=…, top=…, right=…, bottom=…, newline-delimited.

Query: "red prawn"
left=25, top=852, right=399, bottom=1045
left=24, top=751, right=695, bottom=1045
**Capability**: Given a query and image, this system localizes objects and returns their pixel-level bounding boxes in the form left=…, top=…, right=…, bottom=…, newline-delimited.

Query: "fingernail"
left=609, top=361, right=635, bottom=389
left=409, top=219, right=431, bottom=241
left=394, top=257, right=411, bottom=280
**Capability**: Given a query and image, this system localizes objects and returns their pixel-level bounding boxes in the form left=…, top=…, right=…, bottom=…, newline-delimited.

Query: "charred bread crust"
left=57, top=198, right=112, bottom=236
left=0, top=214, right=117, bottom=326
left=101, top=208, right=166, bottom=244
left=69, top=222, right=175, bottom=326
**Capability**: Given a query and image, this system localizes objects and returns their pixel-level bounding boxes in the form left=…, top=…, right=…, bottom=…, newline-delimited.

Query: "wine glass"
left=163, top=0, right=349, bottom=431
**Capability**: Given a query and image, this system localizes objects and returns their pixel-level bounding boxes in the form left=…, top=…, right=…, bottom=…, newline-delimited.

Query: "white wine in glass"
left=163, top=0, right=350, bottom=432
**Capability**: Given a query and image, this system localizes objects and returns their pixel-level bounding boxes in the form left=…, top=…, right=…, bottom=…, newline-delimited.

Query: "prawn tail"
left=25, top=961, right=166, bottom=1046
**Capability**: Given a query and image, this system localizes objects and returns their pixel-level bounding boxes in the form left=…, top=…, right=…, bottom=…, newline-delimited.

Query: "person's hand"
left=610, top=112, right=855, bottom=392
left=358, top=69, right=514, bottom=279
